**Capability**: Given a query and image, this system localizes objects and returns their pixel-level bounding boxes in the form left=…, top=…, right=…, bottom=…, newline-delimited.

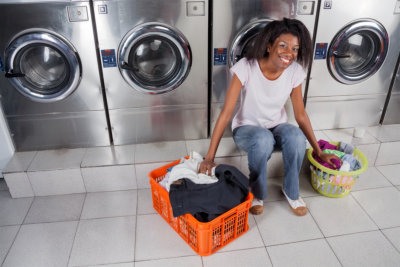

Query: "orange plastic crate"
left=148, top=159, right=253, bottom=256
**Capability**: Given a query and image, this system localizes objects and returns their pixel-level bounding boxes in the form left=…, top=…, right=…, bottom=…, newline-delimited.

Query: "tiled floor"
left=1, top=125, right=400, bottom=267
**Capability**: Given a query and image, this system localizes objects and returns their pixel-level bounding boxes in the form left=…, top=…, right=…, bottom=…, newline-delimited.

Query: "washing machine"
left=305, top=0, right=400, bottom=130
left=0, top=0, right=111, bottom=151
left=92, top=0, right=208, bottom=145
left=211, top=0, right=318, bottom=136
left=381, top=52, right=400, bottom=125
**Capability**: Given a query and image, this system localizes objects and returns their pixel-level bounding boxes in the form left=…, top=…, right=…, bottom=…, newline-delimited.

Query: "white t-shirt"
left=230, top=58, right=306, bottom=130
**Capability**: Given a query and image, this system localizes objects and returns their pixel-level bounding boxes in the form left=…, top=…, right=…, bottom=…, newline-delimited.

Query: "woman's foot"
left=250, top=198, right=264, bottom=215
left=282, top=189, right=307, bottom=216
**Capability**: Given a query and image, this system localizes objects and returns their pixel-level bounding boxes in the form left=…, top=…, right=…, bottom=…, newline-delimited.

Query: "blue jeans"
left=233, top=123, right=306, bottom=201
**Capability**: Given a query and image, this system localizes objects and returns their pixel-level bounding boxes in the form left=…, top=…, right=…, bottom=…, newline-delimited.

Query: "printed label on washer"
left=214, top=48, right=227, bottom=66
left=314, top=43, right=328, bottom=59
left=0, top=55, right=4, bottom=72
left=323, top=0, right=332, bottom=9
left=101, top=49, right=117, bottom=68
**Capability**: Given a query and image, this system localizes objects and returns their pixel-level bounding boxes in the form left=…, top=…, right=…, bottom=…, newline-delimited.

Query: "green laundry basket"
left=307, top=142, right=368, bottom=198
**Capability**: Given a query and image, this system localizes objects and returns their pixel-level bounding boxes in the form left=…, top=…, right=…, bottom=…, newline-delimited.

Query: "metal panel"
left=109, top=105, right=207, bottom=145
left=306, top=95, right=387, bottom=130
left=7, top=111, right=110, bottom=151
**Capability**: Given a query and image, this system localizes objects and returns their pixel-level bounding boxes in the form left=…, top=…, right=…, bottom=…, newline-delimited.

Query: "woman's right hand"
left=199, top=158, right=216, bottom=175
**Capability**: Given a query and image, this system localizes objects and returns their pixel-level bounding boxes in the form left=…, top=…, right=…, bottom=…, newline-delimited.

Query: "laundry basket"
left=307, top=142, right=368, bottom=198
left=148, top=159, right=253, bottom=256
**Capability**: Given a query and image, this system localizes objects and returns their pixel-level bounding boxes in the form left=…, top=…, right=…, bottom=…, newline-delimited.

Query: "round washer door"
left=5, top=31, right=81, bottom=103
left=229, top=19, right=271, bottom=67
left=328, top=19, right=389, bottom=84
left=118, top=22, right=192, bottom=95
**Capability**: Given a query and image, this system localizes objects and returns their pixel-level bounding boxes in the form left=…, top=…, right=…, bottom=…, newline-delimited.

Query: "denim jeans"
left=233, top=123, right=306, bottom=201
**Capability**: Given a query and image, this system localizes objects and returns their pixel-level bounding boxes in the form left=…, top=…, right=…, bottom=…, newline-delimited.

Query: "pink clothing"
left=230, top=58, right=306, bottom=130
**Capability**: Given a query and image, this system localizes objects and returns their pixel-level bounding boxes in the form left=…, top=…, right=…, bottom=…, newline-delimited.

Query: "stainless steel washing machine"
left=381, top=52, right=400, bottom=125
left=305, top=0, right=400, bottom=130
left=211, top=0, right=318, bottom=136
left=0, top=0, right=110, bottom=151
left=93, top=0, right=208, bottom=145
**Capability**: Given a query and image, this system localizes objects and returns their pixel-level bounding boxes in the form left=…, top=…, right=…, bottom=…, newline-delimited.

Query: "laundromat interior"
left=1, top=0, right=400, bottom=266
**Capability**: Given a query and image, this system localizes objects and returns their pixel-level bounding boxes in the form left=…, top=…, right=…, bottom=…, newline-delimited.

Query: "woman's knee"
left=281, top=126, right=306, bottom=150
left=251, top=130, right=275, bottom=152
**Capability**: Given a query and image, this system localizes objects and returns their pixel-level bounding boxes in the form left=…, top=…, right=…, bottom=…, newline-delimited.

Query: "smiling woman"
left=199, top=18, right=341, bottom=216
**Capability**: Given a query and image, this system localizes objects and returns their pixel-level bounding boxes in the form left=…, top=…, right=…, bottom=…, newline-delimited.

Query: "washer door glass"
left=5, top=32, right=81, bottom=102
left=119, top=23, right=191, bottom=94
left=229, top=19, right=271, bottom=67
left=328, top=19, right=388, bottom=84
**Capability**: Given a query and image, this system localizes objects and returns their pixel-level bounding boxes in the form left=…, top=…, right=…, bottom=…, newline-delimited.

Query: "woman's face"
left=267, top=33, right=299, bottom=69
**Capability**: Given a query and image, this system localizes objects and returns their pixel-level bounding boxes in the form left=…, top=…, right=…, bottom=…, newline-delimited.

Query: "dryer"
left=93, top=0, right=208, bottom=145
left=211, top=0, right=318, bottom=136
left=0, top=0, right=110, bottom=151
left=305, top=0, right=400, bottom=130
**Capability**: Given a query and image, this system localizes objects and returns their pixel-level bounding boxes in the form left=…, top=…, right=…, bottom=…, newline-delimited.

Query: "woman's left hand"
left=318, top=152, right=342, bottom=169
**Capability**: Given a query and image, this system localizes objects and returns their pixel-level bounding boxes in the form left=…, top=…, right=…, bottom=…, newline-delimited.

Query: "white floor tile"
left=3, top=151, right=36, bottom=173
left=307, top=131, right=332, bottom=148
left=135, top=214, right=196, bottom=261
left=218, top=215, right=264, bottom=252
left=82, top=165, right=137, bottom=192
left=28, top=148, right=86, bottom=171
left=69, top=216, right=135, bottom=266
left=352, top=187, right=400, bottom=229
left=375, top=142, right=400, bottom=166
left=368, top=125, right=400, bottom=142
left=4, top=172, right=34, bottom=198
left=267, top=239, right=341, bottom=267
left=81, top=145, right=135, bottom=167
left=323, top=128, right=379, bottom=145
left=355, top=143, right=380, bottom=166
left=28, top=169, right=85, bottom=196
left=137, top=189, right=155, bottom=215
left=135, top=256, right=202, bottom=267
left=0, top=191, right=33, bottom=226
left=377, top=164, right=400, bottom=185
left=135, top=161, right=172, bottom=189
left=305, top=196, right=377, bottom=237
left=0, top=225, right=19, bottom=264
left=352, top=166, right=392, bottom=191
left=254, top=201, right=323, bottom=246
left=134, top=141, right=187, bottom=164
left=3, top=221, right=78, bottom=267
left=382, top=227, right=400, bottom=252
left=185, top=139, right=210, bottom=158
left=327, top=231, right=400, bottom=267
left=186, top=138, right=242, bottom=158
left=24, top=194, right=85, bottom=224
left=84, top=263, right=134, bottom=267
left=202, top=247, right=272, bottom=267
left=81, top=190, right=137, bottom=219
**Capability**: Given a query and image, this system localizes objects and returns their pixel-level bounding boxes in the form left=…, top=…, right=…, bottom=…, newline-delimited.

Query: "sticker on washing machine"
left=323, top=0, right=332, bottom=9
left=314, top=43, right=328, bottom=60
left=0, top=55, right=4, bottom=72
left=101, top=49, right=117, bottom=68
left=214, top=48, right=227, bottom=66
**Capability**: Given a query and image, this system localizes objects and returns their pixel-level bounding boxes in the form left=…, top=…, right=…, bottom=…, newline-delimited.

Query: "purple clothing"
left=313, top=140, right=341, bottom=170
